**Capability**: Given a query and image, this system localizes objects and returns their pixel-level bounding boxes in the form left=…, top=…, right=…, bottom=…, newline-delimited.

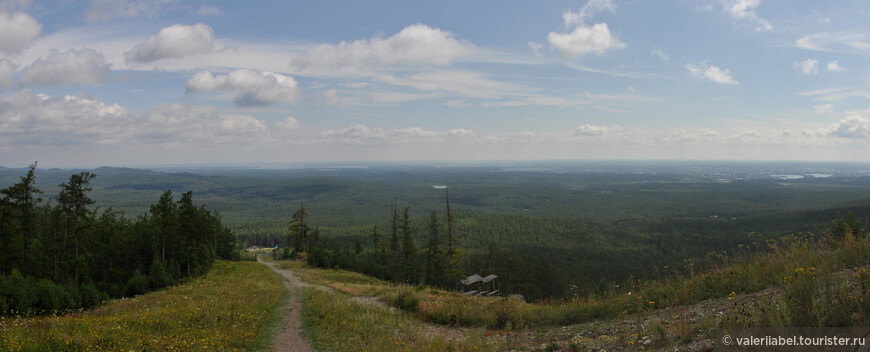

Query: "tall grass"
left=299, top=286, right=499, bottom=351
left=0, top=261, right=284, bottom=351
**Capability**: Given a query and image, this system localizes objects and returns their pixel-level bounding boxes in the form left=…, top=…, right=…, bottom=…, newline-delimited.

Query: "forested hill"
left=3, top=161, right=870, bottom=299
left=0, top=164, right=238, bottom=315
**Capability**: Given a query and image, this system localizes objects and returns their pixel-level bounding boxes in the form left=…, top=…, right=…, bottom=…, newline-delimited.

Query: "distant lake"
left=771, top=174, right=804, bottom=180
left=432, top=185, right=447, bottom=189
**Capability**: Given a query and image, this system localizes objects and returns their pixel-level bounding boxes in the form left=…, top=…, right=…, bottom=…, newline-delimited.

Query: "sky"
left=1, top=0, right=870, bottom=167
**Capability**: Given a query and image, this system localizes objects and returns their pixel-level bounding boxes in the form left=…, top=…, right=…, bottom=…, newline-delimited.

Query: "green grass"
left=0, top=261, right=284, bottom=352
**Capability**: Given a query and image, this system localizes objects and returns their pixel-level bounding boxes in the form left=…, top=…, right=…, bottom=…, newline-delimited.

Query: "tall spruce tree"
left=289, top=203, right=310, bottom=253
left=0, top=162, right=43, bottom=274
left=401, top=206, right=420, bottom=284
left=389, top=202, right=400, bottom=284
left=58, top=171, right=95, bottom=287
left=444, top=188, right=463, bottom=289
left=425, top=211, right=445, bottom=287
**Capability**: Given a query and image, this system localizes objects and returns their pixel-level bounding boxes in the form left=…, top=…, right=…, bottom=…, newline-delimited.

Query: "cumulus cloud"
left=794, top=59, right=818, bottom=75
left=575, top=124, right=621, bottom=136
left=84, top=0, right=177, bottom=23
left=827, top=60, right=843, bottom=71
left=824, top=110, right=870, bottom=138
left=547, top=0, right=624, bottom=58
left=548, top=23, right=625, bottom=58
left=125, top=23, right=214, bottom=63
left=290, top=23, right=474, bottom=75
left=0, top=90, right=271, bottom=149
left=0, top=59, right=16, bottom=92
left=686, top=63, right=738, bottom=85
left=185, top=69, right=300, bottom=107
left=20, top=48, right=111, bottom=86
left=275, top=116, right=302, bottom=130
left=723, top=0, right=773, bottom=31
left=0, top=11, right=41, bottom=53
left=447, top=128, right=474, bottom=138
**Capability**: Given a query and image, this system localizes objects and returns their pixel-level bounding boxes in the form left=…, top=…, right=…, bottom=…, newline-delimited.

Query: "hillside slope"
left=277, top=223, right=870, bottom=351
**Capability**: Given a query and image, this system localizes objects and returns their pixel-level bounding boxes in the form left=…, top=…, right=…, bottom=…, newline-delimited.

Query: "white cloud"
left=795, top=31, right=870, bottom=54
left=548, top=22, right=625, bottom=58
left=197, top=6, right=221, bottom=16
left=0, top=11, right=41, bottom=53
left=794, top=59, right=818, bottom=75
left=824, top=110, right=870, bottom=138
left=125, top=23, right=214, bottom=63
left=320, top=124, right=441, bottom=145
left=0, top=59, right=16, bottom=91
left=528, top=41, right=543, bottom=56
left=275, top=116, right=302, bottom=130
left=686, top=63, right=738, bottom=85
left=19, top=48, right=111, bottom=86
left=185, top=69, right=300, bottom=107
left=375, top=70, right=524, bottom=99
left=814, top=103, right=834, bottom=114
left=723, top=0, right=772, bottom=31
left=650, top=47, right=669, bottom=61
left=827, top=60, right=843, bottom=71
left=575, top=124, right=621, bottom=136
left=289, top=23, right=474, bottom=75
left=797, top=87, right=870, bottom=102
left=84, top=0, right=178, bottom=23
left=562, top=0, right=616, bottom=28
left=447, top=128, right=474, bottom=138
left=0, top=90, right=273, bottom=150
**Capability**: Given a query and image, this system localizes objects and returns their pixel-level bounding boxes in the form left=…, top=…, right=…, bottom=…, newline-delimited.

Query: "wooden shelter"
left=461, top=273, right=499, bottom=296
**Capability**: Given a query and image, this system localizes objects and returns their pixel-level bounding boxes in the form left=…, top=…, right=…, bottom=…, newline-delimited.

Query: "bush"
left=33, top=279, right=62, bottom=313
left=80, top=282, right=107, bottom=308
left=149, top=261, right=173, bottom=290
left=3, top=269, right=33, bottom=314
left=126, top=270, right=150, bottom=296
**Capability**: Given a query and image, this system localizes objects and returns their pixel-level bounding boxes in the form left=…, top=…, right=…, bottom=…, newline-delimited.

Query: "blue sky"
left=1, top=0, right=870, bottom=167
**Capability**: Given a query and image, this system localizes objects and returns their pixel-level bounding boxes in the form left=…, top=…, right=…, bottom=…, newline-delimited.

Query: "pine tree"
left=289, top=203, right=310, bottom=253
left=150, top=190, right=176, bottom=262
left=0, top=162, right=43, bottom=274
left=58, top=171, right=95, bottom=287
left=389, top=202, right=400, bottom=284
left=401, top=206, right=420, bottom=284
left=444, top=188, right=463, bottom=289
left=425, top=211, right=445, bottom=287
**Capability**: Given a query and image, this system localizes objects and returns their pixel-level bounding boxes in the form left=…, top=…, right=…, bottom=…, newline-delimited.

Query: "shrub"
left=149, top=261, right=173, bottom=290
left=126, top=270, right=149, bottom=296
left=79, top=282, right=107, bottom=308
left=33, top=279, right=62, bottom=313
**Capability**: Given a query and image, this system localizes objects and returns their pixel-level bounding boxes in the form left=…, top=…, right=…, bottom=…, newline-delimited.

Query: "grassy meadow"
left=0, top=261, right=284, bottom=352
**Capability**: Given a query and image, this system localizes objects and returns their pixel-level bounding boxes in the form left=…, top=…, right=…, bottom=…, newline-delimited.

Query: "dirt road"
left=261, top=260, right=312, bottom=352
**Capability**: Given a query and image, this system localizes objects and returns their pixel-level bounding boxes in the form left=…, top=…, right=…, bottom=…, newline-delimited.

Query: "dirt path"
left=260, top=258, right=313, bottom=352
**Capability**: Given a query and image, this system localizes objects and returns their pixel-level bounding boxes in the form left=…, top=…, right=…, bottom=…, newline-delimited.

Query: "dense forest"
left=0, top=163, right=237, bottom=315
left=3, top=162, right=870, bottom=301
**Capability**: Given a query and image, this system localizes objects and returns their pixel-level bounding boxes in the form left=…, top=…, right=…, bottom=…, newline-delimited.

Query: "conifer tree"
left=401, top=206, right=420, bottom=284
left=58, top=171, right=95, bottom=286
left=289, top=203, right=310, bottom=253
left=389, top=202, right=400, bottom=284
left=444, top=188, right=463, bottom=288
left=425, top=211, right=445, bottom=287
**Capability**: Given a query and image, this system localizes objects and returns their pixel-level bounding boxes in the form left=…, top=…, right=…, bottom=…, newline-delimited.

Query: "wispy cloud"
left=686, top=62, right=738, bottom=85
